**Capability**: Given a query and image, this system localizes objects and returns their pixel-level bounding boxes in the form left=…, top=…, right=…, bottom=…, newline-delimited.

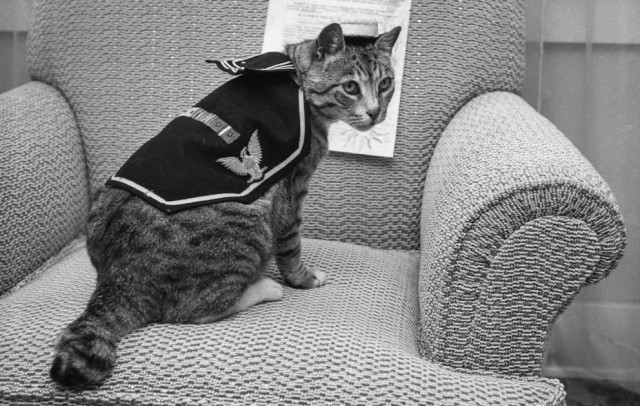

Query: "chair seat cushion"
left=0, top=238, right=563, bottom=405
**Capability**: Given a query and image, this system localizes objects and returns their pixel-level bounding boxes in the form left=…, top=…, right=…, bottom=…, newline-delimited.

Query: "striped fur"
left=287, top=23, right=400, bottom=132
left=50, top=23, right=400, bottom=386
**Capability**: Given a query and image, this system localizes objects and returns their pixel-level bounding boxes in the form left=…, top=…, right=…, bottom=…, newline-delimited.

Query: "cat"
left=50, top=22, right=401, bottom=386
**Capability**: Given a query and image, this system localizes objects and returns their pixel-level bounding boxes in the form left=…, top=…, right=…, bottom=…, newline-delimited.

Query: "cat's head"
left=287, top=23, right=401, bottom=132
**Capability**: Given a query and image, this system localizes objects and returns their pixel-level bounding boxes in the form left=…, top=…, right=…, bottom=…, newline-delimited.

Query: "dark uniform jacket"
left=107, top=53, right=311, bottom=213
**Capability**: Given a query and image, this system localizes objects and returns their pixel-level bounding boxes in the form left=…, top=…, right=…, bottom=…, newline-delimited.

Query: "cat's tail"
left=50, top=279, right=154, bottom=386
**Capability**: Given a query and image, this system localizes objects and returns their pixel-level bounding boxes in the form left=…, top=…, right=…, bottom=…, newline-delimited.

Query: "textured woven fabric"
left=0, top=238, right=565, bottom=405
left=27, top=0, right=524, bottom=250
left=419, top=92, right=626, bottom=376
left=0, top=82, right=89, bottom=295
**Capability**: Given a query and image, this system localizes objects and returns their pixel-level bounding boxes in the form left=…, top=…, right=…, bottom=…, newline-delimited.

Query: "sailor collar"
left=107, top=52, right=310, bottom=213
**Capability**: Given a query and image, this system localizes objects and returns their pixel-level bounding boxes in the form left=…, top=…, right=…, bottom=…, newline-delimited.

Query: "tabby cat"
left=50, top=23, right=401, bottom=386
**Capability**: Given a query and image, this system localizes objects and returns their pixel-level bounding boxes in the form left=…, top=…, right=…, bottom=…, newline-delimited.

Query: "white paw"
left=257, top=277, right=284, bottom=302
left=309, top=268, right=327, bottom=288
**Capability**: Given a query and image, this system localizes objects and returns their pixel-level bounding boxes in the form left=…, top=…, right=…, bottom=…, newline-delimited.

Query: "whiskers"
left=343, top=116, right=374, bottom=132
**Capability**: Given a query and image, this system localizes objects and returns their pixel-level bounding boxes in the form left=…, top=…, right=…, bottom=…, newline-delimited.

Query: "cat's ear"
left=316, top=23, right=345, bottom=59
left=375, top=26, right=401, bottom=52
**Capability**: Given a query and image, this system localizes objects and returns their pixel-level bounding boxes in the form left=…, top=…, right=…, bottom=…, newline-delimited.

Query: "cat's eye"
left=342, top=80, right=360, bottom=95
left=379, top=77, right=393, bottom=92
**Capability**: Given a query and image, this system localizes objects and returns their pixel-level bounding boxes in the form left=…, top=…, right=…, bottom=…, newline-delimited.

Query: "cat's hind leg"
left=191, top=277, right=284, bottom=323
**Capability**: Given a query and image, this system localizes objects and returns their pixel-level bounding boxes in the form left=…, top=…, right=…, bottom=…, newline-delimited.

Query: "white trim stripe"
left=211, top=57, right=295, bottom=74
left=220, top=60, right=241, bottom=73
left=262, top=61, right=295, bottom=71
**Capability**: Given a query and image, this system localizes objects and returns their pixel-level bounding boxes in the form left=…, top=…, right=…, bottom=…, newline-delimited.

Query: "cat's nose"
left=366, top=108, right=381, bottom=121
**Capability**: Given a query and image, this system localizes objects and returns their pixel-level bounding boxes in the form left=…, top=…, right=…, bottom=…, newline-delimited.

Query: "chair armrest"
left=0, top=82, right=89, bottom=295
left=419, top=92, right=625, bottom=377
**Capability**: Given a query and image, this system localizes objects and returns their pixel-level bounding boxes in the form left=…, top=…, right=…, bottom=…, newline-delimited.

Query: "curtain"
left=523, top=0, right=640, bottom=393
left=0, top=0, right=32, bottom=93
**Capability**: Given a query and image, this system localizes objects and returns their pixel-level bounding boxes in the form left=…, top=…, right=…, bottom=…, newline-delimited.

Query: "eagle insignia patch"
left=217, top=131, right=267, bottom=183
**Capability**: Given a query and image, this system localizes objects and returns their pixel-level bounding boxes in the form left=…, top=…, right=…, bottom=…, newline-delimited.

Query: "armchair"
left=0, top=1, right=625, bottom=405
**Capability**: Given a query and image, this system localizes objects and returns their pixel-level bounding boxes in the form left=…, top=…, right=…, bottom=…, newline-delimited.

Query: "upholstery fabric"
left=27, top=0, right=524, bottom=250
left=0, top=82, right=89, bottom=295
left=0, top=237, right=565, bottom=406
left=419, top=92, right=626, bottom=376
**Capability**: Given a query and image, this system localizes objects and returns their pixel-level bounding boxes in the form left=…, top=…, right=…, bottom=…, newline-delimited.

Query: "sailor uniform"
left=107, top=53, right=310, bottom=213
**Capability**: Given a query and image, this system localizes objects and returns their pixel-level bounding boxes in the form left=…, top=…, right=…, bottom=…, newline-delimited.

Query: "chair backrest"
left=28, top=1, right=523, bottom=250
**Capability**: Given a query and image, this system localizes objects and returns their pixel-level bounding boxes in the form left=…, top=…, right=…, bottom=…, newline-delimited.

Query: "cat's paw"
left=296, top=267, right=327, bottom=289
left=256, top=277, right=284, bottom=302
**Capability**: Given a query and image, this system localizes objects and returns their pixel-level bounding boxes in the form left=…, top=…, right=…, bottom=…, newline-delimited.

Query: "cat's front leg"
left=275, top=225, right=326, bottom=289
